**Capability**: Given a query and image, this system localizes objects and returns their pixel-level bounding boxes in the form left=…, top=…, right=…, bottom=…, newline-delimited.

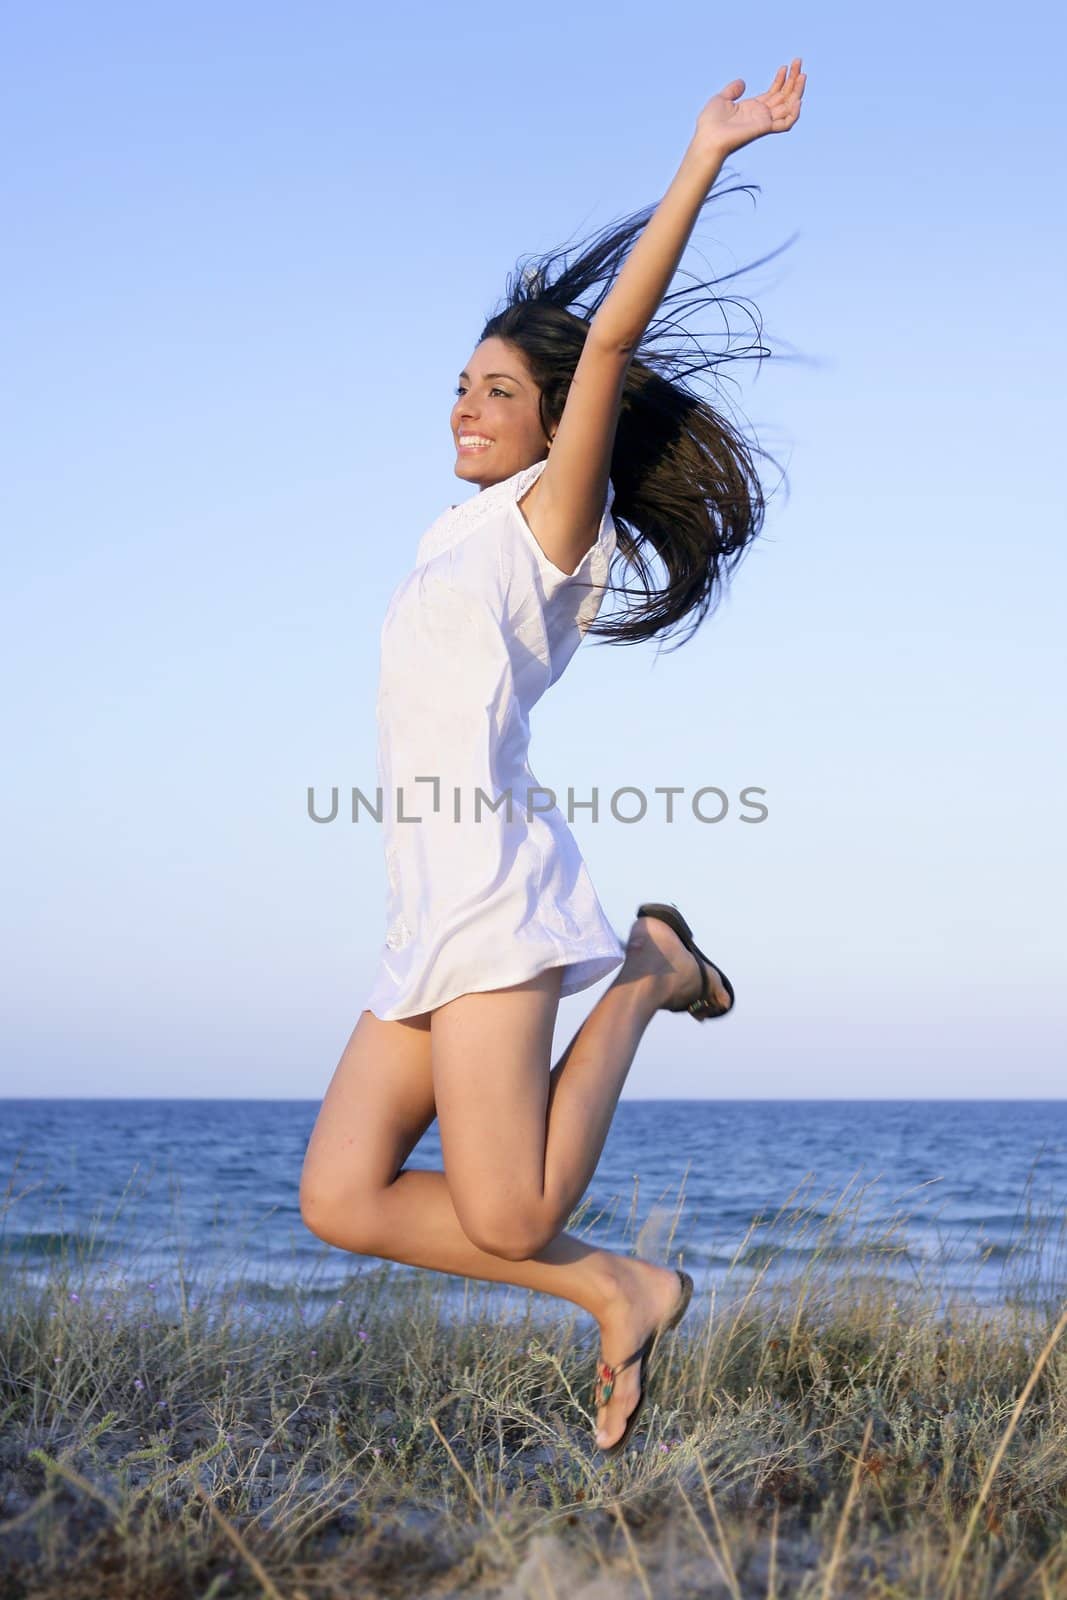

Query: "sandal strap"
left=637, top=902, right=731, bottom=1020
left=594, top=1334, right=653, bottom=1403
left=602, top=1343, right=647, bottom=1382
left=687, top=954, right=711, bottom=1017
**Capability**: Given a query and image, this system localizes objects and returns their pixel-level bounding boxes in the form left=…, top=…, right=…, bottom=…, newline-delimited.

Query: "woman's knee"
left=460, top=1201, right=558, bottom=1262
left=298, top=1169, right=381, bottom=1255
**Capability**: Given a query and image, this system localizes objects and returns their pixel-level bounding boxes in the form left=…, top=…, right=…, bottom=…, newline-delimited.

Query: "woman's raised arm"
left=593, top=60, right=805, bottom=352
left=530, top=59, right=806, bottom=577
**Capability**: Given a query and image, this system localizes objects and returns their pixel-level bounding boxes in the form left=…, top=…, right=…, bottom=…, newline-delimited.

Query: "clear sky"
left=2, top=2, right=1064, bottom=1098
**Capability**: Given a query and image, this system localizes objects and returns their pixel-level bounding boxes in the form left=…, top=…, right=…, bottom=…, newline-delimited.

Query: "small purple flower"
left=157, top=1400, right=168, bottom=1409
left=309, top=1349, right=317, bottom=1357
left=358, top=1329, right=368, bottom=1341
left=134, top=1380, right=145, bottom=1391
left=148, top=1283, right=157, bottom=1292
left=69, top=1293, right=80, bottom=1303
left=54, top=1356, right=61, bottom=1364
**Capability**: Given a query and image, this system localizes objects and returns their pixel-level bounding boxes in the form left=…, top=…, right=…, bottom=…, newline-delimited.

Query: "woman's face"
left=451, top=337, right=553, bottom=490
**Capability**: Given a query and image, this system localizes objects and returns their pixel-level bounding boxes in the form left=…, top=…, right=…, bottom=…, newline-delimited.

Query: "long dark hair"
left=479, top=170, right=794, bottom=651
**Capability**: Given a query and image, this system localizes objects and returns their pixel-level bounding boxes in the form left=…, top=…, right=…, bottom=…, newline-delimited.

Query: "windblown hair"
left=479, top=172, right=793, bottom=651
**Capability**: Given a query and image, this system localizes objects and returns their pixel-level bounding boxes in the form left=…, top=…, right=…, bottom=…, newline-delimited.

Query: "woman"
left=301, top=60, right=806, bottom=1456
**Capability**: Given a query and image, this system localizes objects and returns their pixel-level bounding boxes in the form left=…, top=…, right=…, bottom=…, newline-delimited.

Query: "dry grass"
left=1, top=1175, right=1066, bottom=1598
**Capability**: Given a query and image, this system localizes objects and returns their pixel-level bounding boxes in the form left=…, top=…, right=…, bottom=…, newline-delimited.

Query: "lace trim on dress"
left=384, top=839, right=414, bottom=950
left=414, top=466, right=526, bottom=568
left=415, top=459, right=617, bottom=620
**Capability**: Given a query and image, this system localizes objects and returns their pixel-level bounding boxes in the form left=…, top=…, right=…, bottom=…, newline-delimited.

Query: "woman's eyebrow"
left=457, top=369, right=524, bottom=386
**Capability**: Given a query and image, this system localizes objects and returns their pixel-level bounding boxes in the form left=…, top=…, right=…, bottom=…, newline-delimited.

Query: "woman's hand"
left=693, top=58, right=806, bottom=160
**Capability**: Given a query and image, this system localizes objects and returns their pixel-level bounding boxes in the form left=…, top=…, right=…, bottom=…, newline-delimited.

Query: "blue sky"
left=3, top=1, right=1064, bottom=1098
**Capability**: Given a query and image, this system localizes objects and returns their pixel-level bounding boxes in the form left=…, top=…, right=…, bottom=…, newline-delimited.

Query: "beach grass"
left=1, top=1175, right=1066, bottom=1598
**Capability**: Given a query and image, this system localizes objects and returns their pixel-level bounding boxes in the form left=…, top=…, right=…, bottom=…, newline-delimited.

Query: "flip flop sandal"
left=636, top=901, right=736, bottom=1020
left=593, top=1267, right=695, bottom=1457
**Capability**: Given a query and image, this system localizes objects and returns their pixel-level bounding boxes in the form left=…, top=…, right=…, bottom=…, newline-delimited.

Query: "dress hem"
left=363, top=945, right=626, bottom=1023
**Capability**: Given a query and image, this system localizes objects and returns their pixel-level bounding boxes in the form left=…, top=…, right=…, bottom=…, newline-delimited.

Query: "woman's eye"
left=454, top=386, right=509, bottom=398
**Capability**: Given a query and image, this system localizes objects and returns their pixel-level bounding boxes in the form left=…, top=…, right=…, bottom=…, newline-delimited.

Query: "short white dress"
left=363, top=455, right=627, bottom=1020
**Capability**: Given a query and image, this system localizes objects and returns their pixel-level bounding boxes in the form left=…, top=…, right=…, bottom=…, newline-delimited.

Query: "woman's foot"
left=592, top=1257, right=688, bottom=1450
left=619, top=915, right=732, bottom=1017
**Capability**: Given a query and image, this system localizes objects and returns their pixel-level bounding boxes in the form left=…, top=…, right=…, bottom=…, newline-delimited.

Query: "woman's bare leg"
left=429, top=915, right=730, bottom=1255
left=301, top=915, right=721, bottom=1446
left=301, top=988, right=670, bottom=1449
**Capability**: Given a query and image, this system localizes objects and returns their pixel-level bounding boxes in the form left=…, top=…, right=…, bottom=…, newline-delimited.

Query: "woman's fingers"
left=775, top=59, right=802, bottom=95
left=764, top=60, right=800, bottom=103
left=776, top=60, right=805, bottom=110
left=700, top=57, right=806, bottom=147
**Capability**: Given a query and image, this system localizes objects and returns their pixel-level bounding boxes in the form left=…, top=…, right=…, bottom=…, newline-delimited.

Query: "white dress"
left=363, top=455, right=627, bottom=1020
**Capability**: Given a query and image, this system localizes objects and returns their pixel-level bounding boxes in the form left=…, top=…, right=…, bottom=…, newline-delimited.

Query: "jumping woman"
left=301, top=60, right=806, bottom=1456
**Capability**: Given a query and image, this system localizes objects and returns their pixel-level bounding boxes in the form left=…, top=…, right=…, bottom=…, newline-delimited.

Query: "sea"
left=1, top=1099, right=1065, bottom=1323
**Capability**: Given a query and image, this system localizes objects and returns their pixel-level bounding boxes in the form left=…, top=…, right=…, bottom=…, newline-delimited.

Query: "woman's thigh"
left=300, top=1007, right=436, bottom=1234
left=430, top=966, right=563, bottom=1256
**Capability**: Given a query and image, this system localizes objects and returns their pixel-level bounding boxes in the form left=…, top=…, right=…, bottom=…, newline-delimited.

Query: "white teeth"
left=459, top=435, right=493, bottom=447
